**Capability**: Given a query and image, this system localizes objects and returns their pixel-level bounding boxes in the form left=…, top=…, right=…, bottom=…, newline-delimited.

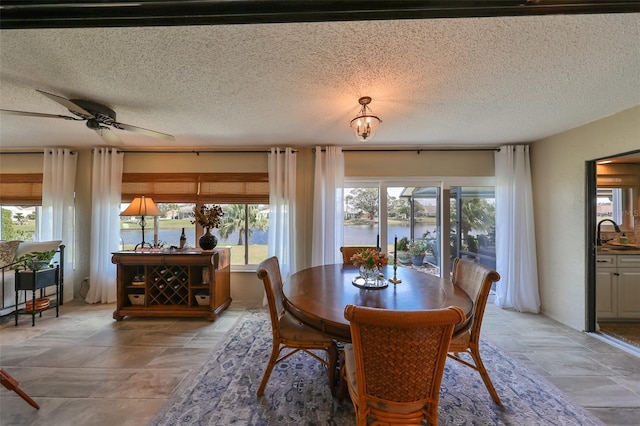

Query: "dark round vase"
left=199, top=229, right=218, bottom=250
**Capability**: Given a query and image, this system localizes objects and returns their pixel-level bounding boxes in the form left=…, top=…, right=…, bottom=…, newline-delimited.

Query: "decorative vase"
left=199, top=228, right=217, bottom=250
left=359, top=265, right=379, bottom=284
left=411, top=255, right=425, bottom=267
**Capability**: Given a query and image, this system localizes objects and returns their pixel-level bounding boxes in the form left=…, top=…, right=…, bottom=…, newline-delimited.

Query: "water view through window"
left=120, top=203, right=268, bottom=266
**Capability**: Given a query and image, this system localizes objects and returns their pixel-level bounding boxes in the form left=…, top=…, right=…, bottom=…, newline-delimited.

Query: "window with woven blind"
left=121, top=172, right=268, bottom=203
left=120, top=172, right=270, bottom=267
left=0, top=174, right=43, bottom=205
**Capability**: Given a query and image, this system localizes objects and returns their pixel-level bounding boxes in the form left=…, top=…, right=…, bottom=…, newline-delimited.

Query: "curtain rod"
left=0, top=151, right=45, bottom=155
left=0, top=150, right=77, bottom=155
left=317, top=148, right=499, bottom=153
left=118, top=149, right=296, bottom=154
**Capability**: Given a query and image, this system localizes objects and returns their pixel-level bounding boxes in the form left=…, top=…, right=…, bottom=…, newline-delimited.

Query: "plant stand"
left=14, top=267, right=60, bottom=327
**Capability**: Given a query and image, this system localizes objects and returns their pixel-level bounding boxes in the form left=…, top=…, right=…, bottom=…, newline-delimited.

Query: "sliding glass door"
left=449, top=186, right=496, bottom=274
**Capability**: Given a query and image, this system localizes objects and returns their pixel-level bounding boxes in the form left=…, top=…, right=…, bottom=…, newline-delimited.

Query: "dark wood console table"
left=112, top=248, right=231, bottom=321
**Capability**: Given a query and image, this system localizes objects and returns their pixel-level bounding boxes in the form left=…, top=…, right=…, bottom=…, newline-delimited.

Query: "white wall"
left=531, top=105, right=640, bottom=330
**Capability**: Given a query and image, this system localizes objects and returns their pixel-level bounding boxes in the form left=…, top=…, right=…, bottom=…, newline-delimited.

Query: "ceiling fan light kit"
left=350, top=96, right=381, bottom=142
left=0, top=89, right=174, bottom=145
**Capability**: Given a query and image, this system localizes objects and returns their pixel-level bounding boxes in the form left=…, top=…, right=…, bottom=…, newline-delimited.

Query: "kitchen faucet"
left=596, top=219, right=621, bottom=246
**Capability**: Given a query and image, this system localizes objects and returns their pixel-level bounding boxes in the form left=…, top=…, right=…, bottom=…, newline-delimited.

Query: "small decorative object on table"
left=389, top=235, right=402, bottom=284
left=192, top=204, right=224, bottom=250
left=179, top=228, right=187, bottom=249
left=350, top=248, right=389, bottom=289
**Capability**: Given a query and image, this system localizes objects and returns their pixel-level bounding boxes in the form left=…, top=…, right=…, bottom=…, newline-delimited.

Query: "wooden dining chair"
left=340, top=246, right=378, bottom=265
left=256, top=256, right=338, bottom=396
left=0, top=369, right=39, bottom=409
left=343, top=304, right=466, bottom=425
left=448, top=257, right=502, bottom=405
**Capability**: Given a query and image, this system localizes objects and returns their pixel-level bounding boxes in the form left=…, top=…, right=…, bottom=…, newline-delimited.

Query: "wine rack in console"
left=112, top=248, right=231, bottom=321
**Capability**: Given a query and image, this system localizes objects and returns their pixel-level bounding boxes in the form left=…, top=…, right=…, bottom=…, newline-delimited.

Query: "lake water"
left=120, top=228, right=268, bottom=249
left=344, top=224, right=438, bottom=246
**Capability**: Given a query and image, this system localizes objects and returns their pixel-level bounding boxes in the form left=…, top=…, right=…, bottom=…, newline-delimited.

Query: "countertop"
left=597, top=243, right=640, bottom=255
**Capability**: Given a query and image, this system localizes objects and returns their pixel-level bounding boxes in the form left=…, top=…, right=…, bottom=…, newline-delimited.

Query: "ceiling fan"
left=1, top=89, right=175, bottom=144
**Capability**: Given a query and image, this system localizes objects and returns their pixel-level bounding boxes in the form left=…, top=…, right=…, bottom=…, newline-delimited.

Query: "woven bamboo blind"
left=121, top=172, right=269, bottom=204
left=0, top=174, right=43, bottom=205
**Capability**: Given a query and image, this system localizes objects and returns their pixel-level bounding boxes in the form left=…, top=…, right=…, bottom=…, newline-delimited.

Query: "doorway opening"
left=586, top=150, right=640, bottom=355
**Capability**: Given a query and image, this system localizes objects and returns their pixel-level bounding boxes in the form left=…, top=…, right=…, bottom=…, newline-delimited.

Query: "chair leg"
left=257, top=344, right=281, bottom=396
left=469, top=346, right=502, bottom=405
left=326, top=342, right=339, bottom=396
left=0, top=369, right=39, bottom=409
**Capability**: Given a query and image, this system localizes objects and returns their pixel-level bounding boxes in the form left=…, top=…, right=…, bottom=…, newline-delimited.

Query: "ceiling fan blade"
left=95, top=127, right=122, bottom=145
left=0, top=109, right=82, bottom=121
left=36, top=89, right=95, bottom=118
left=112, top=121, right=175, bottom=140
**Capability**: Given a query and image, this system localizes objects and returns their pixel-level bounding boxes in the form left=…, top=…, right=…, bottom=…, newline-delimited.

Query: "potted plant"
left=395, top=236, right=411, bottom=263
left=12, top=250, right=57, bottom=271
left=192, top=204, right=225, bottom=250
left=407, top=239, right=427, bottom=267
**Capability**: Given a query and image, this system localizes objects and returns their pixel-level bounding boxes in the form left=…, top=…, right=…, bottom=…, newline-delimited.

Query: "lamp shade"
left=120, top=196, right=162, bottom=217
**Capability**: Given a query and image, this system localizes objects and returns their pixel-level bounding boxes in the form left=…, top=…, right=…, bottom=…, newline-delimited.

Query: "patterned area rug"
left=151, top=310, right=604, bottom=426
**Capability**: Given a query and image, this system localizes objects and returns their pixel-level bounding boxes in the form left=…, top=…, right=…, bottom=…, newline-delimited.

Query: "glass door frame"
left=382, top=182, right=444, bottom=276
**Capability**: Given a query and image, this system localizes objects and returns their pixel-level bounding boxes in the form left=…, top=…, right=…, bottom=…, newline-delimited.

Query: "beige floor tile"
left=1, top=299, right=638, bottom=426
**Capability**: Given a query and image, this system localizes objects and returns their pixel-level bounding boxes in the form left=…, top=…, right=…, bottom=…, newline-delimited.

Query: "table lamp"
left=120, top=196, right=162, bottom=250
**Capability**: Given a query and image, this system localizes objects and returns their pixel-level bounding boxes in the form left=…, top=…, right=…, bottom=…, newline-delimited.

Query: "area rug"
left=151, top=310, right=604, bottom=426
left=599, top=322, right=640, bottom=349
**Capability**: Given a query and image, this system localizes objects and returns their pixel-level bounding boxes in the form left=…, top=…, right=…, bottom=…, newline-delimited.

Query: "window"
left=450, top=187, right=496, bottom=272
left=120, top=173, right=269, bottom=267
left=0, top=173, right=43, bottom=241
left=344, top=180, right=442, bottom=276
left=344, top=179, right=496, bottom=278
left=344, top=184, right=379, bottom=246
left=1, top=206, right=39, bottom=241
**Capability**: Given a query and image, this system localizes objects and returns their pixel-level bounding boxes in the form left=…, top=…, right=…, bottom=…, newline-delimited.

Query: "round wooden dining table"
left=283, top=263, right=473, bottom=342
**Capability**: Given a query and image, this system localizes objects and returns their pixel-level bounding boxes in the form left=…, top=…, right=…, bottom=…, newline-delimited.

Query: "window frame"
left=344, top=176, right=495, bottom=276
left=120, top=173, right=269, bottom=269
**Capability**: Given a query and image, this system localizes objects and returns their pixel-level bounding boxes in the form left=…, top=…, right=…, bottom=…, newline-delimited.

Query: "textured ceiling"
left=0, top=13, right=639, bottom=150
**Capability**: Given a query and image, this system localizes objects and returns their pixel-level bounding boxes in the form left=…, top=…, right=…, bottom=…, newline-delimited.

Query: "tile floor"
left=1, top=299, right=639, bottom=426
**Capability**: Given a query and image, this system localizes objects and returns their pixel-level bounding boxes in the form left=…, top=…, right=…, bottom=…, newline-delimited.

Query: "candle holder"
left=389, top=257, right=402, bottom=284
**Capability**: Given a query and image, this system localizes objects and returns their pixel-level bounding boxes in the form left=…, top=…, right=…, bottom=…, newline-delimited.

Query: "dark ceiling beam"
left=1, top=1, right=639, bottom=29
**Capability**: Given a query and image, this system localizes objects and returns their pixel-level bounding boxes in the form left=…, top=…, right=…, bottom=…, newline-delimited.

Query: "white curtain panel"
left=494, top=145, right=540, bottom=313
left=85, top=148, right=124, bottom=304
left=267, top=147, right=297, bottom=279
left=41, top=148, right=78, bottom=303
left=311, top=146, right=344, bottom=266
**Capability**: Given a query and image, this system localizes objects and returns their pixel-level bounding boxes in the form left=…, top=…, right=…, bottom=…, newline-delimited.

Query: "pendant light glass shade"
left=350, top=96, right=381, bottom=141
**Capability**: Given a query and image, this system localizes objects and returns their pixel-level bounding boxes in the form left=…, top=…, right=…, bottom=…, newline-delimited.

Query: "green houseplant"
left=395, top=236, right=411, bottom=264
left=13, top=250, right=57, bottom=271
left=407, top=239, right=427, bottom=266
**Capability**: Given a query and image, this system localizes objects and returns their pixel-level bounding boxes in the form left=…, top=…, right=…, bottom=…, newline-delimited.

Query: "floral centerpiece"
left=192, top=205, right=224, bottom=250
left=350, top=248, right=388, bottom=282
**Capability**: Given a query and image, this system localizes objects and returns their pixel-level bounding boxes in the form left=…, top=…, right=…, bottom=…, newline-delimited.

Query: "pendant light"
left=350, top=96, right=381, bottom=141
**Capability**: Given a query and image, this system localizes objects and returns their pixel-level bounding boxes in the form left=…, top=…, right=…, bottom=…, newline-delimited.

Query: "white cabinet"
left=596, top=254, right=640, bottom=320
left=616, top=255, right=640, bottom=318
left=596, top=255, right=617, bottom=319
